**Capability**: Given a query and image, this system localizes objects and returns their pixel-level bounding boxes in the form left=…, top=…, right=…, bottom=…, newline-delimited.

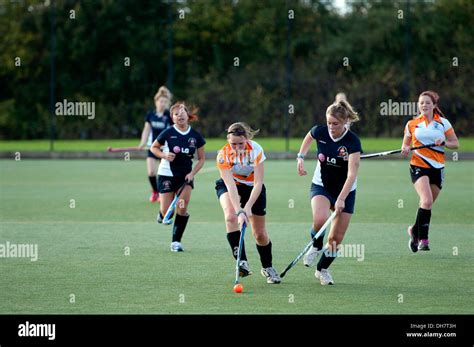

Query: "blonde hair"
left=170, top=101, right=199, bottom=122
left=326, top=100, right=359, bottom=123
left=154, top=86, right=172, bottom=109
left=154, top=86, right=172, bottom=99
left=227, top=122, right=260, bottom=139
left=334, top=92, right=347, bottom=103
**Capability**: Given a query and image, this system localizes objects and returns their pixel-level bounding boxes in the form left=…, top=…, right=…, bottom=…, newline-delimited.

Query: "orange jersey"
left=216, top=141, right=266, bottom=186
left=404, top=113, right=454, bottom=169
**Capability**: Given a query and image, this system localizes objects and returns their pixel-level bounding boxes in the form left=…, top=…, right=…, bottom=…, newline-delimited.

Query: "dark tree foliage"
left=0, top=0, right=472, bottom=139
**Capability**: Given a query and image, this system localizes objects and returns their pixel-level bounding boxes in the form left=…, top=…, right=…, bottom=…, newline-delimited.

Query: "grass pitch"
left=0, top=159, right=473, bottom=314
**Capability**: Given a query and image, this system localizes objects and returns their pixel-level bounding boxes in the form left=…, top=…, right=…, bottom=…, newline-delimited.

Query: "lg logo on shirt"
left=173, top=146, right=190, bottom=154
left=319, top=153, right=337, bottom=164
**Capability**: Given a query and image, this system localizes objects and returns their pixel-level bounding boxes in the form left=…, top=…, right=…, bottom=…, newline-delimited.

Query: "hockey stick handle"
left=360, top=142, right=443, bottom=159
left=234, top=222, right=247, bottom=285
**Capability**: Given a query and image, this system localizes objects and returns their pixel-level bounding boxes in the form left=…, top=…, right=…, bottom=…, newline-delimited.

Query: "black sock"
left=417, top=208, right=431, bottom=240
left=311, top=228, right=325, bottom=250
left=256, top=241, right=273, bottom=268
left=317, top=250, right=337, bottom=271
left=172, top=214, right=189, bottom=242
left=226, top=230, right=247, bottom=261
left=412, top=211, right=420, bottom=239
left=148, top=176, right=158, bottom=192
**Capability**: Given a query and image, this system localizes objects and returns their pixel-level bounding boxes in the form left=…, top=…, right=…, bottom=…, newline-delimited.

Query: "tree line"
left=0, top=0, right=472, bottom=140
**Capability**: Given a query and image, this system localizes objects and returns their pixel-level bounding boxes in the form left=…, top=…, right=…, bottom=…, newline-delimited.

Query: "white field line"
left=0, top=221, right=470, bottom=226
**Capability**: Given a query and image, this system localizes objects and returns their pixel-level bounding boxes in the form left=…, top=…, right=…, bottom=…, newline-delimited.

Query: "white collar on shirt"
left=173, top=124, right=191, bottom=135
left=328, top=127, right=349, bottom=142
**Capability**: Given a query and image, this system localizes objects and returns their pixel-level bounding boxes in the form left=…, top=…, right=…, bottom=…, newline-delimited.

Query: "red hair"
left=419, top=90, right=445, bottom=117
left=170, top=101, right=199, bottom=122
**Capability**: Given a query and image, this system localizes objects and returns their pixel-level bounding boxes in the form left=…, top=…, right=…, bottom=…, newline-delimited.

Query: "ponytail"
left=326, top=100, right=360, bottom=123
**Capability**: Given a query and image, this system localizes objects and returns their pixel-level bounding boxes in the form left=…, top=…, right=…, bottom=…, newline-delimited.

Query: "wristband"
left=236, top=209, right=246, bottom=217
left=297, top=153, right=305, bottom=160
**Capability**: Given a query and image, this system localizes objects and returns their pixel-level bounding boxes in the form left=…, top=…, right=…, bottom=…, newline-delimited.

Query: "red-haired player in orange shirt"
left=401, top=90, right=459, bottom=252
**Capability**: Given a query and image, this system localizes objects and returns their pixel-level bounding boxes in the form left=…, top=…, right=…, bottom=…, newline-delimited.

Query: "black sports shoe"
left=407, top=225, right=418, bottom=253
left=157, top=213, right=173, bottom=225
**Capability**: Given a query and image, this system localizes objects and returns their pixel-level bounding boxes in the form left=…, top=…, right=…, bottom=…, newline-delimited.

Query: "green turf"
left=1, top=137, right=473, bottom=152
left=0, top=159, right=473, bottom=314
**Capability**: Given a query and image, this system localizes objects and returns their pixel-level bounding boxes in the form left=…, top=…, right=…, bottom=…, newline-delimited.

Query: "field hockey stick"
left=280, top=211, right=337, bottom=278
left=162, top=181, right=190, bottom=225
left=360, top=142, right=443, bottom=159
left=234, top=222, right=247, bottom=285
left=106, top=146, right=148, bottom=153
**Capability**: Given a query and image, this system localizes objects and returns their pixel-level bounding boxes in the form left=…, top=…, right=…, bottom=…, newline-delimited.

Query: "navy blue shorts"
left=158, top=175, right=194, bottom=194
left=215, top=179, right=267, bottom=216
left=310, top=183, right=356, bottom=214
left=147, top=149, right=159, bottom=159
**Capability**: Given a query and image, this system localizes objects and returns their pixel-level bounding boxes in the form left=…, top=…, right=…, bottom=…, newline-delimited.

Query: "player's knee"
left=147, top=171, right=156, bottom=177
left=225, top=212, right=238, bottom=225
left=253, top=230, right=268, bottom=244
left=178, top=197, right=188, bottom=207
left=420, top=198, right=433, bottom=209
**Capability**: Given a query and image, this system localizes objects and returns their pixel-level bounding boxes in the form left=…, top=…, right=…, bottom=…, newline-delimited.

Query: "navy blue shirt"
left=145, top=110, right=171, bottom=146
left=156, top=125, right=206, bottom=177
left=310, top=125, right=362, bottom=197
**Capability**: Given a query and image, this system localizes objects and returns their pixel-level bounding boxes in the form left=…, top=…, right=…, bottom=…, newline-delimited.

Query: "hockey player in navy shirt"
left=150, top=102, right=206, bottom=252
left=296, top=100, right=362, bottom=285
left=138, top=86, right=172, bottom=202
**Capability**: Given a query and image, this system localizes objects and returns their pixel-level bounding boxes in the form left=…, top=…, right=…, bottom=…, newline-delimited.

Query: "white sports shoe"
left=303, top=246, right=323, bottom=267
left=261, top=267, right=282, bottom=284
left=315, top=269, right=334, bottom=285
left=170, top=241, right=184, bottom=252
